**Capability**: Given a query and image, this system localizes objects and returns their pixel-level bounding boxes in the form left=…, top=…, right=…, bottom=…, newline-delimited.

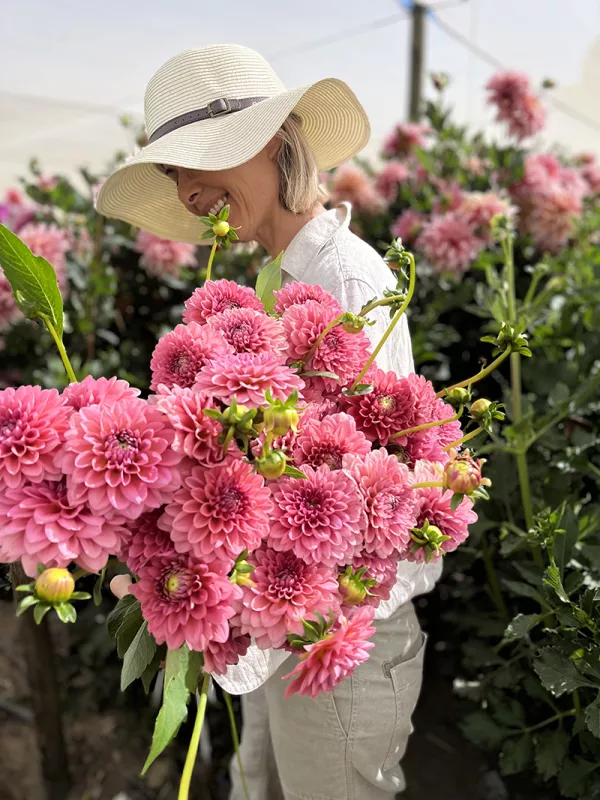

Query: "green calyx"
left=286, top=611, right=335, bottom=651
left=481, top=322, right=532, bottom=357
left=16, top=565, right=91, bottom=624
left=263, top=389, right=301, bottom=436
left=469, top=398, right=505, bottom=433
left=410, top=519, right=451, bottom=563
left=198, top=204, right=241, bottom=248
left=229, top=550, right=256, bottom=587
left=203, top=397, right=259, bottom=454
left=255, top=449, right=288, bottom=480
left=338, top=565, right=377, bottom=606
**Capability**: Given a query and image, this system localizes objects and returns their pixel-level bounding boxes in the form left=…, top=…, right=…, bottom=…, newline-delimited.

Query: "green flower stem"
left=205, top=240, right=218, bottom=283
left=71, top=568, right=88, bottom=581
left=523, top=269, right=545, bottom=308
left=390, top=407, right=463, bottom=440
left=442, top=426, right=484, bottom=452
left=481, top=531, right=509, bottom=620
left=435, top=348, right=512, bottom=399
left=411, top=481, right=444, bottom=489
left=351, top=254, right=415, bottom=391
left=302, top=313, right=345, bottom=366
left=572, top=689, right=582, bottom=714
left=507, top=709, right=577, bottom=736
left=40, top=314, right=77, bottom=383
left=359, top=294, right=406, bottom=317
left=223, top=691, right=250, bottom=800
left=178, top=672, right=211, bottom=800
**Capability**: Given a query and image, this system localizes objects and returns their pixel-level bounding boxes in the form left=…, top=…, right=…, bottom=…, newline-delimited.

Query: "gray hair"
left=276, top=114, right=327, bottom=213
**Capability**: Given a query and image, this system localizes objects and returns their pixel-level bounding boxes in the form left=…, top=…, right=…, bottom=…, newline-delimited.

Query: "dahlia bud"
left=410, top=520, right=451, bottom=562
left=341, top=312, right=367, bottom=334
left=222, top=403, right=255, bottom=433
left=444, top=386, right=472, bottom=410
left=35, top=568, right=75, bottom=605
left=469, top=398, right=492, bottom=420
left=431, top=71, right=449, bottom=91
left=338, top=566, right=375, bottom=606
left=443, top=452, right=491, bottom=496
left=263, top=406, right=300, bottom=437
left=229, top=553, right=256, bottom=587
left=255, top=449, right=288, bottom=480
left=542, top=77, right=556, bottom=90
left=213, top=220, right=230, bottom=238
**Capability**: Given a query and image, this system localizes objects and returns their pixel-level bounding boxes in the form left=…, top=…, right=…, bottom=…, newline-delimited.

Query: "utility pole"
left=408, top=2, right=426, bottom=121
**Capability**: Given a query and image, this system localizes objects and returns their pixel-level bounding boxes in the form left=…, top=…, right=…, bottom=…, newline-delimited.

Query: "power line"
left=0, top=88, right=130, bottom=117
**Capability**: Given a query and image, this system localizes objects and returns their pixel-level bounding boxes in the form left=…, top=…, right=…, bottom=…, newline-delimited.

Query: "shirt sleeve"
left=331, top=277, right=415, bottom=378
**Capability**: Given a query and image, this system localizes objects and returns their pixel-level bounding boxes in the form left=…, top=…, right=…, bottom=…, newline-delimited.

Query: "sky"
left=1, top=0, right=600, bottom=191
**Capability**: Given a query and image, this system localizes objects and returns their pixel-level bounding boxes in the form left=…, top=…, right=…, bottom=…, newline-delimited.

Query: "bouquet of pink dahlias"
left=0, top=211, right=510, bottom=796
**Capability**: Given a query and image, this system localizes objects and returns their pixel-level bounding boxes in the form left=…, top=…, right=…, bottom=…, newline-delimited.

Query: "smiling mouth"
left=204, top=193, right=229, bottom=216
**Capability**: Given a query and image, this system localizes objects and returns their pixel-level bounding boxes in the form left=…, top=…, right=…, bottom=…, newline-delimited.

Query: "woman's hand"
left=110, top=573, right=133, bottom=599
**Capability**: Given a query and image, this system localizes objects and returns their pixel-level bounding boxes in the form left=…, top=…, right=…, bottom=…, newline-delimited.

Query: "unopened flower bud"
left=470, top=398, right=492, bottom=420
left=431, top=71, right=449, bottom=91
left=35, top=568, right=75, bottom=605
left=338, top=573, right=367, bottom=606
left=542, top=77, right=556, bottom=90
left=443, top=453, right=488, bottom=495
left=341, top=313, right=367, bottom=334
left=445, top=386, right=471, bottom=409
left=263, top=406, right=299, bottom=437
left=255, top=450, right=287, bottom=480
left=213, top=221, right=230, bottom=238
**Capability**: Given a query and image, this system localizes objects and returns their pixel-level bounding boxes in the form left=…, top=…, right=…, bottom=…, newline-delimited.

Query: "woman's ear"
left=265, top=134, right=283, bottom=162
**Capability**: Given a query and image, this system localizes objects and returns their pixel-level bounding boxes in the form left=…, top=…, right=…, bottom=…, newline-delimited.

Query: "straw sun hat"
left=96, top=44, right=370, bottom=244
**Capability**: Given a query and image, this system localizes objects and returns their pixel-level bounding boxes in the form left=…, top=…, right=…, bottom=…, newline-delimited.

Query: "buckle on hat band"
left=207, top=98, right=231, bottom=117
left=148, top=96, right=269, bottom=143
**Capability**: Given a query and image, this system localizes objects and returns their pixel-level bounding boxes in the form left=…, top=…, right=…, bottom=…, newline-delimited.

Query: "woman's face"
left=160, top=138, right=280, bottom=242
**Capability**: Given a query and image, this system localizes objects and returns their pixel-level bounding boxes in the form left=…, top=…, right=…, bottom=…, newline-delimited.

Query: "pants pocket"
left=380, top=631, right=427, bottom=773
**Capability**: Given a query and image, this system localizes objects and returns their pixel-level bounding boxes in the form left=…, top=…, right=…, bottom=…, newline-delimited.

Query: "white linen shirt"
left=214, top=203, right=442, bottom=695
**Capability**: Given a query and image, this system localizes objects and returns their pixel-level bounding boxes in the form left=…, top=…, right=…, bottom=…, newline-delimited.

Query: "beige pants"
left=229, top=601, right=425, bottom=800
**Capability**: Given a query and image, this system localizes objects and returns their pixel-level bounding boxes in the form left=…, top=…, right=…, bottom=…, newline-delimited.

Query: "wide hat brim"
left=96, top=78, right=370, bottom=244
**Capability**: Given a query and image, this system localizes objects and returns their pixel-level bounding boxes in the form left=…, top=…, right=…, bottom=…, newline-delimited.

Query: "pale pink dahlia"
left=273, top=281, right=340, bottom=316
left=19, top=223, right=70, bottom=290
left=581, top=162, right=600, bottom=196
left=134, top=231, right=197, bottom=277
left=486, top=71, right=545, bottom=140
left=416, top=213, right=484, bottom=275
left=194, top=352, right=304, bottom=407
left=328, top=163, right=386, bottom=215
left=431, top=180, right=465, bottom=215
left=349, top=551, right=399, bottom=608
left=298, top=398, right=341, bottom=427
left=203, top=627, right=251, bottom=675
left=208, top=307, right=287, bottom=356
left=183, top=279, right=264, bottom=324
left=154, top=385, right=224, bottom=466
left=130, top=556, right=240, bottom=651
left=293, top=412, right=370, bottom=470
left=282, top=300, right=371, bottom=396
left=341, top=368, right=416, bottom=446
left=525, top=186, right=581, bottom=253
left=0, top=187, right=35, bottom=232
left=383, top=123, right=431, bottom=158
left=0, top=478, right=121, bottom=576
left=457, top=192, right=513, bottom=243
left=391, top=209, right=425, bottom=244
left=122, top=509, right=177, bottom=574
left=62, top=375, right=140, bottom=411
left=161, top=459, right=272, bottom=566
left=404, top=460, right=477, bottom=563
left=58, top=398, right=181, bottom=520
left=0, top=386, right=71, bottom=491
left=269, top=464, right=365, bottom=567
left=283, top=606, right=376, bottom=698
left=0, top=270, right=20, bottom=331
left=343, top=449, right=416, bottom=557
left=375, top=161, right=411, bottom=202
left=150, top=321, right=232, bottom=391
left=237, top=547, right=341, bottom=649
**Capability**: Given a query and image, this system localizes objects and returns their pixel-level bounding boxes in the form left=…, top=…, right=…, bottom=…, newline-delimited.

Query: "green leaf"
left=141, top=648, right=192, bottom=774
left=284, top=464, right=308, bottom=479
left=0, top=222, right=64, bottom=336
left=93, top=566, right=107, bottom=606
left=558, top=758, right=599, bottom=798
left=460, top=710, right=507, bottom=750
left=543, top=565, right=569, bottom=603
left=534, top=728, right=569, bottom=781
left=504, top=613, right=543, bottom=641
left=185, top=650, right=204, bottom=694
left=341, top=383, right=373, bottom=397
left=255, top=252, right=282, bottom=313
left=500, top=735, right=532, bottom=776
left=54, top=603, right=77, bottom=624
left=121, top=621, right=157, bottom=691
left=555, top=507, right=579, bottom=578
left=533, top=647, right=591, bottom=697
left=107, top=593, right=138, bottom=639
left=301, top=370, right=340, bottom=381
left=502, top=579, right=548, bottom=606
left=584, top=693, right=600, bottom=738
left=16, top=595, right=39, bottom=615
left=141, top=646, right=166, bottom=694
left=69, top=591, right=92, bottom=601
left=450, top=493, right=464, bottom=511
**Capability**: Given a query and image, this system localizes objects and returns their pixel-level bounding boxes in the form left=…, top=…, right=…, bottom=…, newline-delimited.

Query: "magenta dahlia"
left=134, top=231, right=197, bottom=278
left=416, top=213, right=484, bottom=276
left=341, top=368, right=416, bottom=446
left=349, top=551, right=399, bottom=608
left=283, top=606, right=376, bottom=698
left=273, top=281, right=340, bottom=315
left=183, top=279, right=264, bottom=324
left=269, top=464, right=365, bottom=567
left=237, top=546, right=341, bottom=650
left=194, top=352, right=304, bottom=407
left=121, top=508, right=177, bottom=574
left=130, top=556, right=240, bottom=651
left=0, top=478, right=122, bottom=576
left=293, top=412, right=370, bottom=470
left=150, top=321, right=232, bottom=391
left=154, top=385, right=225, bottom=466
left=0, top=385, right=71, bottom=491
left=203, top=627, right=251, bottom=675
left=208, top=307, right=287, bottom=356
left=161, top=458, right=272, bottom=566
left=58, top=398, right=181, bottom=520
left=62, top=375, right=140, bottom=411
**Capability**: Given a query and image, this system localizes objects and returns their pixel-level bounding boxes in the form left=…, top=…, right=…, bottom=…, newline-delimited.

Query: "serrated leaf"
left=500, top=735, right=532, bottom=776
left=93, top=566, right=107, bottom=606
left=533, top=648, right=591, bottom=697
left=107, top=593, right=138, bottom=640
left=459, top=710, right=507, bottom=750
left=535, top=728, right=569, bottom=781
left=558, top=758, right=599, bottom=798
left=543, top=565, right=569, bottom=603
left=584, top=694, right=600, bottom=738
left=504, top=613, right=542, bottom=641
left=255, top=252, right=282, bottom=313
left=555, top=507, right=579, bottom=578
left=0, top=222, right=64, bottom=336
left=301, top=370, right=340, bottom=381
left=121, top=621, right=157, bottom=691
left=284, top=464, right=308, bottom=479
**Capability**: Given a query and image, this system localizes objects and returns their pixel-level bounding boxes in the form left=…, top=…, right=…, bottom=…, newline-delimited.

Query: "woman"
left=99, top=44, right=441, bottom=800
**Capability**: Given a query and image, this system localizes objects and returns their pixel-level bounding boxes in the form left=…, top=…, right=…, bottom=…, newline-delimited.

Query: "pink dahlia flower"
left=283, top=606, right=376, bottom=698
left=0, top=386, right=71, bottom=491
left=122, top=508, right=177, bottom=574
left=404, top=460, right=477, bottom=563
left=431, top=180, right=465, bottom=215
left=349, top=551, right=399, bottom=608
left=203, top=627, right=251, bottom=675
left=62, top=375, right=140, bottom=411
left=161, top=459, right=272, bottom=566
left=328, top=163, right=386, bottom=215
left=457, top=192, right=513, bottom=243
left=375, top=161, right=411, bottom=202
left=416, top=213, right=484, bottom=276
left=149, top=321, right=232, bottom=391
left=0, top=478, right=121, bottom=576
left=298, top=398, right=341, bottom=427
left=19, top=223, right=70, bottom=290
left=581, top=162, right=600, bottom=196
left=391, top=209, right=425, bottom=244
left=130, top=556, right=240, bottom=651
left=526, top=185, right=581, bottom=253
left=134, top=231, right=197, bottom=278
left=183, top=279, right=264, bottom=324
left=282, top=300, right=371, bottom=396
left=237, top=547, right=341, bottom=649
left=208, top=307, right=287, bottom=356
left=0, top=270, right=20, bottom=331
left=58, top=398, right=181, bottom=520
left=0, top=188, right=35, bottom=232
left=154, top=385, right=224, bottom=466
left=194, top=352, right=304, bottom=407
left=383, top=123, right=431, bottom=158
left=293, top=412, right=370, bottom=470
left=273, top=281, right=340, bottom=315
left=341, top=368, right=416, bottom=446
left=486, top=71, right=545, bottom=140
left=343, top=449, right=416, bottom=557
left=269, top=464, right=365, bottom=567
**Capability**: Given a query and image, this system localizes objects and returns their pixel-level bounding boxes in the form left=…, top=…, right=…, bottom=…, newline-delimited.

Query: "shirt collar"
left=281, top=202, right=352, bottom=281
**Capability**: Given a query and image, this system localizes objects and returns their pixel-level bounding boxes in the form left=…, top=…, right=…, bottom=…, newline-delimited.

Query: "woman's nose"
left=177, top=172, right=202, bottom=206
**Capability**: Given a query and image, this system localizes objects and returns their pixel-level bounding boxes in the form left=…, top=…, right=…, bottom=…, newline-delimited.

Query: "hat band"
left=148, top=96, right=269, bottom=143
